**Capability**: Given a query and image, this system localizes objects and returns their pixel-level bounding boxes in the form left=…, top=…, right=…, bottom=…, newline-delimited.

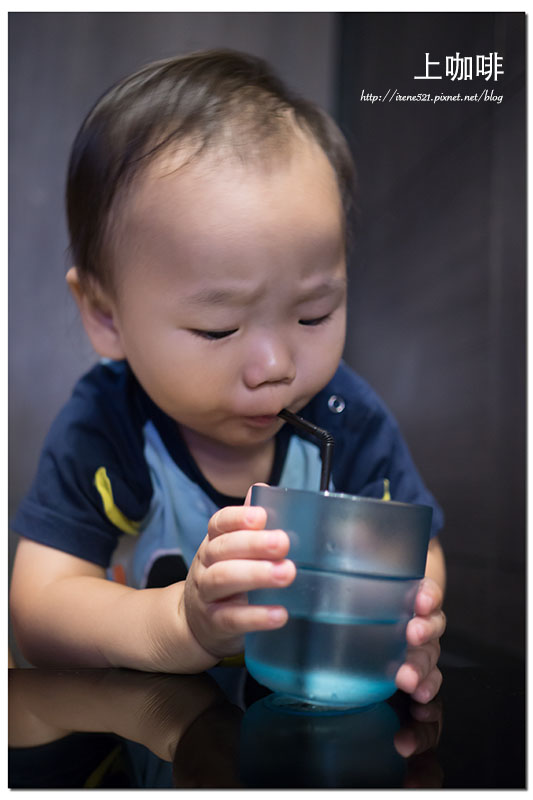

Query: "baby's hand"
left=183, top=490, right=295, bottom=660
left=395, top=578, right=446, bottom=703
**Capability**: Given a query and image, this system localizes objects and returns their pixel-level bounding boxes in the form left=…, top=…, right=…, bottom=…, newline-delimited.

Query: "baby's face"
left=109, top=136, right=347, bottom=450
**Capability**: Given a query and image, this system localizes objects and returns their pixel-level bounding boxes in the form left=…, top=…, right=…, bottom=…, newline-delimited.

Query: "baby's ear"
left=66, top=267, right=126, bottom=360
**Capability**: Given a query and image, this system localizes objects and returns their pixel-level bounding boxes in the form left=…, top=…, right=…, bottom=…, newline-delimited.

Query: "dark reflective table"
left=8, top=634, right=525, bottom=789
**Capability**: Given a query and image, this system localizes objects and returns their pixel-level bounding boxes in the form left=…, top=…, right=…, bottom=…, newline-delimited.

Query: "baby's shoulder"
left=309, top=361, right=394, bottom=434
left=44, top=360, right=152, bottom=501
left=51, top=360, right=146, bottom=450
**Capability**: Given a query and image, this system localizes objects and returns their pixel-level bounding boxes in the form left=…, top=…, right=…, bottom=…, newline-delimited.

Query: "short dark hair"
left=66, top=48, right=356, bottom=292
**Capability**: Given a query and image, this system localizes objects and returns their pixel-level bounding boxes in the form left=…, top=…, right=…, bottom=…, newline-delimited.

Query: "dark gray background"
left=8, top=12, right=526, bottom=662
left=338, top=12, right=525, bottom=658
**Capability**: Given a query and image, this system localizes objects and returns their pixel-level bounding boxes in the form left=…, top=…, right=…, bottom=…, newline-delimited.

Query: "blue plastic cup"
left=245, top=485, right=432, bottom=708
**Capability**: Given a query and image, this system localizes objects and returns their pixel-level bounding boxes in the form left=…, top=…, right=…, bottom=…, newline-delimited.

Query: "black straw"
left=278, top=409, right=335, bottom=492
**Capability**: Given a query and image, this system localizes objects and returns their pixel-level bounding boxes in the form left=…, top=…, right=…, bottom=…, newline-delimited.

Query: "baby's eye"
left=299, top=314, right=332, bottom=327
left=191, top=328, right=238, bottom=341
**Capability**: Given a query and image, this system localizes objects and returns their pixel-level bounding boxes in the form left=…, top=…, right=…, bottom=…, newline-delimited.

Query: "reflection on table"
left=8, top=641, right=525, bottom=789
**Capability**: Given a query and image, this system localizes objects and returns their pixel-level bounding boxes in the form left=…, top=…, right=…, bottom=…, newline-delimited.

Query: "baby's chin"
left=178, top=416, right=284, bottom=449
left=227, top=416, right=286, bottom=446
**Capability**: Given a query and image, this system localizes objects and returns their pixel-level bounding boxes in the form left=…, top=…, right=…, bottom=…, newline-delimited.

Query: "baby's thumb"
left=244, top=482, right=269, bottom=506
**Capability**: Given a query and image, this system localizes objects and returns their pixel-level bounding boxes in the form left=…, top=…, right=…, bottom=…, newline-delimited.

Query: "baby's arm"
left=10, top=505, right=294, bottom=672
left=10, top=538, right=213, bottom=672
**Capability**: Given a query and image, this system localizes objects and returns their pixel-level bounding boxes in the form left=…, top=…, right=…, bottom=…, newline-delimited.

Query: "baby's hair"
left=66, top=48, right=356, bottom=292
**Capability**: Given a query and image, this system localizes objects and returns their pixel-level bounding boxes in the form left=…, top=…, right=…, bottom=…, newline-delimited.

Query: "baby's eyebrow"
left=185, top=286, right=261, bottom=307
left=298, top=277, right=347, bottom=302
left=185, top=276, right=346, bottom=307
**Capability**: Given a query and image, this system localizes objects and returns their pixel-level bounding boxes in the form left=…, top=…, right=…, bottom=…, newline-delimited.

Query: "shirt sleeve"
left=11, top=363, right=153, bottom=567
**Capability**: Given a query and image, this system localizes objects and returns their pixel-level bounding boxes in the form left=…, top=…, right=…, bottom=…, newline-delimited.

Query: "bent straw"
left=278, top=409, right=335, bottom=492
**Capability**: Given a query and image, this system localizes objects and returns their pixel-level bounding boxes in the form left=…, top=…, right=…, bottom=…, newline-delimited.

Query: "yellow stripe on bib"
left=381, top=479, right=391, bottom=501
left=218, top=653, right=245, bottom=667
left=94, top=466, right=140, bottom=535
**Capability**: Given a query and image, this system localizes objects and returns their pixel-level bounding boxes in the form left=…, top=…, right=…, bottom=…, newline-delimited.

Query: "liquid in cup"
left=245, top=484, right=432, bottom=708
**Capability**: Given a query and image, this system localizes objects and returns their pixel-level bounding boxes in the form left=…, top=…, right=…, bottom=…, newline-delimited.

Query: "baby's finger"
left=406, top=609, right=446, bottom=647
left=200, top=558, right=296, bottom=603
left=208, top=505, right=267, bottom=540
left=410, top=667, right=443, bottom=705
left=244, top=482, right=269, bottom=506
left=414, top=578, right=444, bottom=617
left=204, top=529, right=290, bottom=567
left=208, top=598, right=289, bottom=636
left=395, top=640, right=440, bottom=695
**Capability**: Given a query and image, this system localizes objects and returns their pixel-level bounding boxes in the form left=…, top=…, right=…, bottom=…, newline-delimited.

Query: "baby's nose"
left=243, top=335, right=296, bottom=388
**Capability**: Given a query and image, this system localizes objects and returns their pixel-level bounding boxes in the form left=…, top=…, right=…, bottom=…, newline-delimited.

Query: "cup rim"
left=251, top=484, right=432, bottom=513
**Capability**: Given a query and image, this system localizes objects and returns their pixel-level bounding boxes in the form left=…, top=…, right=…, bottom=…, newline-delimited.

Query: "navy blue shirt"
left=12, top=360, right=444, bottom=588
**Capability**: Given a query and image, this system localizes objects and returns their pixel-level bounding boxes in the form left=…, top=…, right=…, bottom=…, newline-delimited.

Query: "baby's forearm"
left=424, top=535, right=446, bottom=594
left=71, top=577, right=218, bottom=672
left=11, top=564, right=218, bottom=673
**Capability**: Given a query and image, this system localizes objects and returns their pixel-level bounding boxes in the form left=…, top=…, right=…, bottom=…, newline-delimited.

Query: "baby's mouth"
left=239, top=400, right=305, bottom=425
left=244, top=414, right=279, bottom=424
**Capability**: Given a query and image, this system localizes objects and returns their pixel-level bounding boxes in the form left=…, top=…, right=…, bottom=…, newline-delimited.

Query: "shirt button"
left=328, top=395, right=345, bottom=413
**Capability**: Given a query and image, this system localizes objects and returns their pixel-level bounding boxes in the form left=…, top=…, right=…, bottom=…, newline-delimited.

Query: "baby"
left=10, top=49, right=445, bottom=703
